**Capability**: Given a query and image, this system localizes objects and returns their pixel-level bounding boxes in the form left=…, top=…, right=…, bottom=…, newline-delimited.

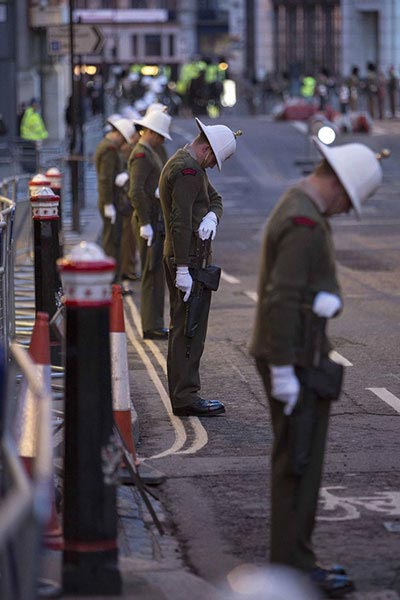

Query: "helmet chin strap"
left=200, top=147, right=212, bottom=168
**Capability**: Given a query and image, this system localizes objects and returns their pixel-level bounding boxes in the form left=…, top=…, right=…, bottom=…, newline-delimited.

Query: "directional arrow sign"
left=47, top=24, right=105, bottom=56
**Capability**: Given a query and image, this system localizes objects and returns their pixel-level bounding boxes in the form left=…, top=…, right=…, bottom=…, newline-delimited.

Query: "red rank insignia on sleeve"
left=135, top=152, right=145, bottom=158
left=181, top=168, right=197, bottom=176
left=292, top=216, right=317, bottom=228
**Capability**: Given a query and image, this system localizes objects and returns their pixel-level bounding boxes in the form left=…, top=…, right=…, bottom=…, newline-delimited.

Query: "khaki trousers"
left=135, top=216, right=165, bottom=333
left=256, top=358, right=331, bottom=572
left=119, top=213, right=138, bottom=278
left=164, top=257, right=211, bottom=409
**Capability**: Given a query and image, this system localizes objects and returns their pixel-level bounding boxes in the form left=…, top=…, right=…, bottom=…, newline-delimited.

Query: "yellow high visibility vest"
left=20, top=107, right=48, bottom=141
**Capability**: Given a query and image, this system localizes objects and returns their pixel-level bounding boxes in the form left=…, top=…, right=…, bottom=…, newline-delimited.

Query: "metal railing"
left=0, top=343, right=53, bottom=600
left=0, top=194, right=16, bottom=362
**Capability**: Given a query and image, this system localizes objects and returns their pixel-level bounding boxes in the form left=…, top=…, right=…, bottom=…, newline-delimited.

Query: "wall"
left=341, top=0, right=400, bottom=77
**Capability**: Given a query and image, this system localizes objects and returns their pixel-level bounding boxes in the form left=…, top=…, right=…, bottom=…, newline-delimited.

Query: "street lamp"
left=68, top=0, right=80, bottom=233
left=308, top=115, right=338, bottom=146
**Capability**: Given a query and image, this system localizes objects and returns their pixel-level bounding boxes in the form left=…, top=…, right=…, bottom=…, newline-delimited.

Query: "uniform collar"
left=139, top=139, right=152, bottom=151
left=183, top=144, right=203, bottom=169
left=139, top=139, right=160, bottom=161
left=183, top=144, right=196, bottom=160
left=296, top=178, right=329, bottom=215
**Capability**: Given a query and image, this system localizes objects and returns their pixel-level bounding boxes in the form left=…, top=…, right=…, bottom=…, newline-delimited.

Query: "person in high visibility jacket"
left=300, top=75, right=316, bottom=102
left=176, top=60, right=207, bottom=113
left=20, top=98, right=48, bottom=141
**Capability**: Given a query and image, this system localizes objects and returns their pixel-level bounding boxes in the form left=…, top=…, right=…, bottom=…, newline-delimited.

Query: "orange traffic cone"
left=110, top=285, right=139, bottom=466
left=16, top=311, right=63, bottom=550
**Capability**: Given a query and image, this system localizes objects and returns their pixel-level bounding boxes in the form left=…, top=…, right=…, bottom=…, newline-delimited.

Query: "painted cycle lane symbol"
left=318, top=486, right=400, bottom=521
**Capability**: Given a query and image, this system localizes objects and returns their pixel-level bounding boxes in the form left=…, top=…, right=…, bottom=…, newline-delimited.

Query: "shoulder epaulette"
left=291, top=216, right=317, bottom=228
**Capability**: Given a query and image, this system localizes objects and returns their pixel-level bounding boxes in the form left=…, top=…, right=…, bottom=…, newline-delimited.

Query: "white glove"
left=154, top=186, right=160, bottom=199
left=140, top=224, right=153, bottom=247
left=270, top=365, right=300, bottom=416
left=312, top=292, right=342, bottom=318
left=198, top=211, right=218, bottom=241
left=104, top=203, right=116, bottom=224
left=175, top=266, right=193, bottom=302
left=115, top=172, right=129, bottom=187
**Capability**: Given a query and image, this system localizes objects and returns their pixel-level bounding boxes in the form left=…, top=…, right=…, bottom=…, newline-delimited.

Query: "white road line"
left=291, top=121, right=308, bottom=134
left=176, top=411, right=209, bottom=454
left=124, top=317, right=187, bottom=459
left=245, top=290, right=258, bottom=302
left=329, top=351, right=353, bottom=367
left=367, top=388, right=400, bottom=414
left=333, top=218, right=400, bottom=227
left=125, top=295, right=208, bottom=456
left=221, top=270, right=241, bottom=285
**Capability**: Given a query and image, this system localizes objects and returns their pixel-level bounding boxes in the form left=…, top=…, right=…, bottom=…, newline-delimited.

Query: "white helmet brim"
left=313, top=137, right=382, bottom=218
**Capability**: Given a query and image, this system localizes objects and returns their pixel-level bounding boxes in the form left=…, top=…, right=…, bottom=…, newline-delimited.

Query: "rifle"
left=184, top=238, right=221, bottom=357
left=289, top=308, right=344, bottom=476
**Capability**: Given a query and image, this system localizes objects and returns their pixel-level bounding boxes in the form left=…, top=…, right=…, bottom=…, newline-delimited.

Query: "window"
left=273, top=1, right=340, bottom=76
left=145, top=34, right=162, bottom=56
left=168, top=34, right=175, bottom=57
left=131, top=35, right=137, bottom=56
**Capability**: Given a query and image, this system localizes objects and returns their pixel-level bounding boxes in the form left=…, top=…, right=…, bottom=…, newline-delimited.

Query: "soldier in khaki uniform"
left=249, top=138, right=386, bottom=598
left=94, top=118, right=136, bottom=265
left=136, top=102, right=170, bottom=166
left=159, top=118, right=241, bottom=416
left=114, top=135, right=141, bottom=282
left=128, top=111, right=172, bottom=339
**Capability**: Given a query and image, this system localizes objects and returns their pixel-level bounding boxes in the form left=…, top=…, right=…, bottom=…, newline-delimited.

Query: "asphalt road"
left=124, top=115, right=400, bottom=598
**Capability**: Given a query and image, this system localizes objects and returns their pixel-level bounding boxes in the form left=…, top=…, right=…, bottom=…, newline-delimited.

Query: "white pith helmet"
left=313, top=137, right=383, bottom=218
left=112, top=118, right=136, bottom=143
left=195, top=118, right=241, bottom=171
left=133, top=111, right=172, bottom=140
left=120, top=105, right=141, bottom=121
left=106, top=113, right=122, bottom=127
left=145, top=102, right=168, bottom=115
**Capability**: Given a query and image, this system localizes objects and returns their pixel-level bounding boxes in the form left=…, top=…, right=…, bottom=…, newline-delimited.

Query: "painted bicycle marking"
left=318, top=486, right=400, bottom=521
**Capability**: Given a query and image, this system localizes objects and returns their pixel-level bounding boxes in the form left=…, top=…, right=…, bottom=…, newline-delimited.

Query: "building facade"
left=254, top=0, right=400, bottom=82
left=8, top=0, right=400, bottom=143
left=341, top=0, right=400, bottom=78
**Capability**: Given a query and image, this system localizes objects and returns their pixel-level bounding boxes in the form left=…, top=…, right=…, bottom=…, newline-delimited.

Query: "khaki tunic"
left=155, top=143, right=168, bottom=167
left=128, top=141, right=165, bottom=332
left=249, top=186, right=341, bottom=364
left=159, top=148, right=223, bottom=264
left=250, top=185, right=342, bottom=572
left=94, top=137, right=120, bottom=212
left=128, top=141, right=163, bottom=226
left=94, top=137, right=121, bottom=260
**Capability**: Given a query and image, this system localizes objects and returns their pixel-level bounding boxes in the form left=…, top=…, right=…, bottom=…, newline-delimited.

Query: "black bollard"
left=30, top=186, right=63, bottom=366
left=46, top=167, right=64, bottom=249
left=58, top=241, right=122, bottom=596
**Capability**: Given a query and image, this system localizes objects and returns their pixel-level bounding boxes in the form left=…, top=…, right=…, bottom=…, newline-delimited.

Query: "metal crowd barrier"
left=0, top=172, right=54, bottom=598
left=0, top=194, right=16, bottom=362
left=0, top=343, right=53, bottom=600
left=2, top=174, right=32, bottom=262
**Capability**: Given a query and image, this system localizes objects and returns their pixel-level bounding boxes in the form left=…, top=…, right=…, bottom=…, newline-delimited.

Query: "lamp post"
left=68, top=0, right=80, bottom=233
